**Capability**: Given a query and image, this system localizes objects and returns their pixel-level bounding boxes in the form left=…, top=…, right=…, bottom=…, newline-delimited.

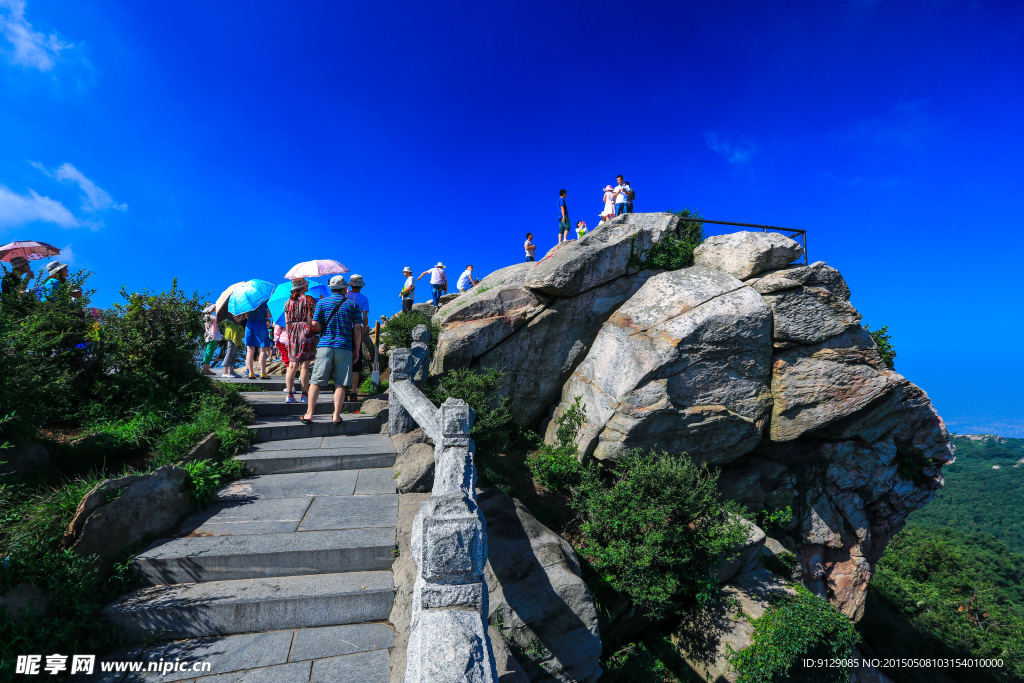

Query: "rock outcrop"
left=429, top=221, right=952, bottom=630
left=479, top=490, right=602, bottom=683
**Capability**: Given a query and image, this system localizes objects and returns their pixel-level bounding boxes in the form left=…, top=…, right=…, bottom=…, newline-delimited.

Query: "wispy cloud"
left=704, top=132, right=758, bottom=165
left=59, top=243, right=75, bottom=265
left=31, top=162, right=127, bottom=213
left=0, top=184, right=77, bottom=228
left=0, top=0, right=71, bottom=71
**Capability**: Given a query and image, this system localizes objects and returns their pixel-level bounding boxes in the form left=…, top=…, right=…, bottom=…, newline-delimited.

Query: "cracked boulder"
left=549, top=268, right=773, bottom=464
left=693, top=231, right=804, bottom=280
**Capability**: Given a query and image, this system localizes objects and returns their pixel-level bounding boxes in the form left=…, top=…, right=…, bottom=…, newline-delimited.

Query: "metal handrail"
left=676, top=216, right=808, bottom=266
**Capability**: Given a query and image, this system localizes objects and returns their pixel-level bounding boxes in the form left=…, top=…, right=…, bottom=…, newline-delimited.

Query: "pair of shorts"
left=311, top=346, right=353, bottom=387
left=559, top=218, right=570, bottom=234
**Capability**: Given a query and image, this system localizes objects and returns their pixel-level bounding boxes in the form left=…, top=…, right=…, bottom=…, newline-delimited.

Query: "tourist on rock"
left=614, top=175, right=630, bottom=216
left=38, top=261, right=82, bottom=301
left=576, top=221, right=588, bottom=239
left=600, top=185, right=615, bottom=222
left=284, top=278, right=317, bottom=403
left=418, top=262, right=447, bottom=309
left=243, top=300, right=273, bottom=380
left=558, top=189, right=570, bottom=244
left=220, top=312, right=245, bottom=378
left=302, top=276, right=363, bottom=423
left=1, top=256, right=34, bottom=294
left=525, top=233, right=537, bottom=262
left=345, top=274, right=370, bottom=396
left=201, top=303, right=221, bottom=376
left=457, top=265, right=479, bottom=292
left=400, top=267, right=416, bottom=313
left=624, top=179, right=634, bottom=213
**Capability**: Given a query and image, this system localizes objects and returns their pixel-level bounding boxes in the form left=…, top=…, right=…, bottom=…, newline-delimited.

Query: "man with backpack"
left=625, top=180, right=634, bottom=213
left=301, top=275, right=363, bottom=423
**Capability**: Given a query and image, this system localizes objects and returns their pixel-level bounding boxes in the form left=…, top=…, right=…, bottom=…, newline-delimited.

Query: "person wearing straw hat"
left=418, top=262, right=448, bottom=310
left=345, top=274, right=370, bottom=395
left=1, top=256, right=34, bottom=294
left=302, top=275, right=363, bottom=423
left=399, top=267, right=415, bottom=313
left=38, top=261, right=81, bottom=301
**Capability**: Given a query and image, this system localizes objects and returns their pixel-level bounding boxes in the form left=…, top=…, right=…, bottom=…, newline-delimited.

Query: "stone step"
left=238, top=434, right=397, bottom=474
left=79, top=625, right=393, bottom=682
left=100, top=571, right=394, bottom=641
left=134, top=527, right=397, bottom=585
left=251, top=400, right=363, bottom=418
left=247, top=414, right=381, bottom=442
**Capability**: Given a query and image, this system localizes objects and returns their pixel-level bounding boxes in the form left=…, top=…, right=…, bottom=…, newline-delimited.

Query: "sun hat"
left=45, top=261, right=68, bottom=277
left=349, top=274, right=365, bottom=287
left=328, top=275, right=348, bottom=290
left=290, top=278, right=308, bottom=293
left=435, top=262, right=446, bottom=268
left=9, top=256, right=28, bottom=268
left=603, top=185, right=614, bottom=191
left=402, top=267, right=412, bottom=273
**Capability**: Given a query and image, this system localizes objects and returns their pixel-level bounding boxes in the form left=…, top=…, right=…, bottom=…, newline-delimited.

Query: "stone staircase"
left=95, top=394, right=398, bottom=682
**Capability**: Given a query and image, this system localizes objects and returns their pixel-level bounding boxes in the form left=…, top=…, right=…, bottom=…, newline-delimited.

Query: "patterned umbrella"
left=283, top=259, right=348, bottom=280
left=227, top=279, right=277, bottom=315
left=0, top=240, right=60, bottom=262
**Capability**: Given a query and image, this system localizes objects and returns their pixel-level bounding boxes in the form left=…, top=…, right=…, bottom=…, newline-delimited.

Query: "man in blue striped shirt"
left=302, top=275, right=363, bottom=424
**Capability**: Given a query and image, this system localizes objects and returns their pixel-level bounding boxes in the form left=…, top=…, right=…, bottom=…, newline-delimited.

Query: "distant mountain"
left=907, top=435, right=1024, bottom=553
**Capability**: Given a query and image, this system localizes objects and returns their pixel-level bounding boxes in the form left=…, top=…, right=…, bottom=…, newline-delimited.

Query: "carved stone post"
left=410, top=323, right=430, bottom=389
left=388, top=348, right=415, bottom=435
left=433, top=398, right=476, bottom=498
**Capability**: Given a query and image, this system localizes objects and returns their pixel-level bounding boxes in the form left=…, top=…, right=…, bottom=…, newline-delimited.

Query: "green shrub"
left=628, top=209, right=705, bottom=271
left=527, top=396, right=586, bottom=490
left=184, top=458, right=249, bottom=507
left=863, top=324, right=896, bottom=370
left=574, top=451, right=747, bottom=617
left=729, top=585, right=860, bottom=683
left=603, top=638, right=688, bottom=682
left=427, top=367, right=518, bottom=459
left=153, top=389, right=253, bottom=466
left=359, top=377, right=389, bottom=394
left=381, top=310, right=440, bottom=356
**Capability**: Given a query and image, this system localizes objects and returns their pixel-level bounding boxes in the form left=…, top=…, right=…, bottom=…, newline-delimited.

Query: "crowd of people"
left=0, top=257, right=82, bottom=299
left=526, top=175, right=635, bottom=262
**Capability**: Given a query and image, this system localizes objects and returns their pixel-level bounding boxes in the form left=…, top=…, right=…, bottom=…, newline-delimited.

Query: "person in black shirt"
left=1, top=256, right=34, bottom=294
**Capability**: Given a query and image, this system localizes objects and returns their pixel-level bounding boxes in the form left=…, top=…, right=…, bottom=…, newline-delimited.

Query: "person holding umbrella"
left=284, top=278, right=317, bottom=403
left=1, top=256, right=34, bottom=294
left=244, top=299, right=273, bottom=380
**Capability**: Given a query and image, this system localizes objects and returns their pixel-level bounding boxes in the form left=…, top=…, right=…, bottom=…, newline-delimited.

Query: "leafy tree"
left=380, top=309, right=440, bottom=356
left=863, top=324, right=896, bottom=369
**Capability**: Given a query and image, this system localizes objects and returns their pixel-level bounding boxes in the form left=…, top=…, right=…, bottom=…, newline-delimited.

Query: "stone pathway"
left=91, top=396, right=398, bottom=682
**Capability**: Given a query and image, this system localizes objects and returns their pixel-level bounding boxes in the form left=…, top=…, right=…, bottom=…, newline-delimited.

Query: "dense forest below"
left=858, top=436, right=1024, bottom=682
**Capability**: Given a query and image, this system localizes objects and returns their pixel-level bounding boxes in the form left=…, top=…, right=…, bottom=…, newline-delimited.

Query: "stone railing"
left=389, top=325, right=498, bottom=683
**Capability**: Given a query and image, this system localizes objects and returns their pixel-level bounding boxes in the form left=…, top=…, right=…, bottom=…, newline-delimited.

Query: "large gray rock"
left=478, top=490, right=602, bottom=683
left=476, top=270, right=657, bottom=426
left=769, top=327, right=896, bottom=441
left=550, top=268, right=773, bottom=465
left=748, top=261, right=851, bottom=300
left=712, top=516, right=767, bottom=583
left=391, top=428, right=435, bottom=493
left=64, top=466, right=194, bottom=570
left=693, top=231, right=804, bottom=280
left=0, top=441, right=51, bottom=477
left=762, top=286, right=861, bottom=345
left=523, top=212, right=680, bottom=296
left=432, top=286, right=550, bottom=374
left=672, top=569, right=796, bottom=683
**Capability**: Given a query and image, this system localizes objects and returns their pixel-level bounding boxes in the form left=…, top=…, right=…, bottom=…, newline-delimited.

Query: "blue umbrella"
left=227, top=279, right=276, bottom=315
left=267, top=282, right=292, bottom=326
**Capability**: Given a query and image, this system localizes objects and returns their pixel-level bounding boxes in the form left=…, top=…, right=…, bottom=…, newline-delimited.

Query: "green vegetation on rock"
left=628, top=209, right=705, bottom=271
left=863, top=323, right=897, bottom=370
left=380, top=309, right=440, bottom=355
left=730, top=585, right=860, bottom=683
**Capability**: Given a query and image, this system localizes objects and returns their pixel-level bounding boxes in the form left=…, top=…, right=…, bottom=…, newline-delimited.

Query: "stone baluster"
left=388, top=348, right=415, bottom=435
left=410, top=324, right=430, bottom=389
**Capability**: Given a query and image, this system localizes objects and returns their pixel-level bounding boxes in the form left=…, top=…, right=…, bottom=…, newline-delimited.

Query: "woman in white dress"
left=600, top=185, right=615, bottom=222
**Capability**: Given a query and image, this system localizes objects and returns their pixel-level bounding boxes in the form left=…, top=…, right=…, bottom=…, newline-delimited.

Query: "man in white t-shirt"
left=457, top=265, right=479, bottom=292
left=614, top=175, right=629, bottom=216
left=399, top=267, right=415, bottom=313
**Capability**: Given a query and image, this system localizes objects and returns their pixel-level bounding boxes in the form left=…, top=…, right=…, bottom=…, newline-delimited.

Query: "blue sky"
left=1, top=0, right=1022, bottom=435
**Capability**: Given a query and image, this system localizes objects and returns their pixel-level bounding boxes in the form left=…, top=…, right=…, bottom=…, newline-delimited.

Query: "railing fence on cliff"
left=388, top=323, right=499, bottom=683
left=677, top=216, right=809, bottom=265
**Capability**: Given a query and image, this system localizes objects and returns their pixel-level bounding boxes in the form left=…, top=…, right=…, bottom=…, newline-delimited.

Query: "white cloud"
left=31, top=161, right=127, bottom=212
left=0, top=184, right=77, bottom=228
left=59, top=243, right=74, bottom=265
left=704, top=132, right=758, bottom=165
left=0, top=0, right=71, bottom=71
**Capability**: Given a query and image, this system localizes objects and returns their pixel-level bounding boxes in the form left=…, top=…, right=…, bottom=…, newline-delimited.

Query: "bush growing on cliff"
left=426, top=367, right=517, bottom=459
left=863, top=323, right=896, bottom=370
left=627, top=208, right=705, bottom=271
left=527, top=396, right=586, bottom=490
left=729, top=585, right=860, bottom=683
left=574, top=451, right=747, bottom=617
left=380, top=310, right=440, bottom=356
